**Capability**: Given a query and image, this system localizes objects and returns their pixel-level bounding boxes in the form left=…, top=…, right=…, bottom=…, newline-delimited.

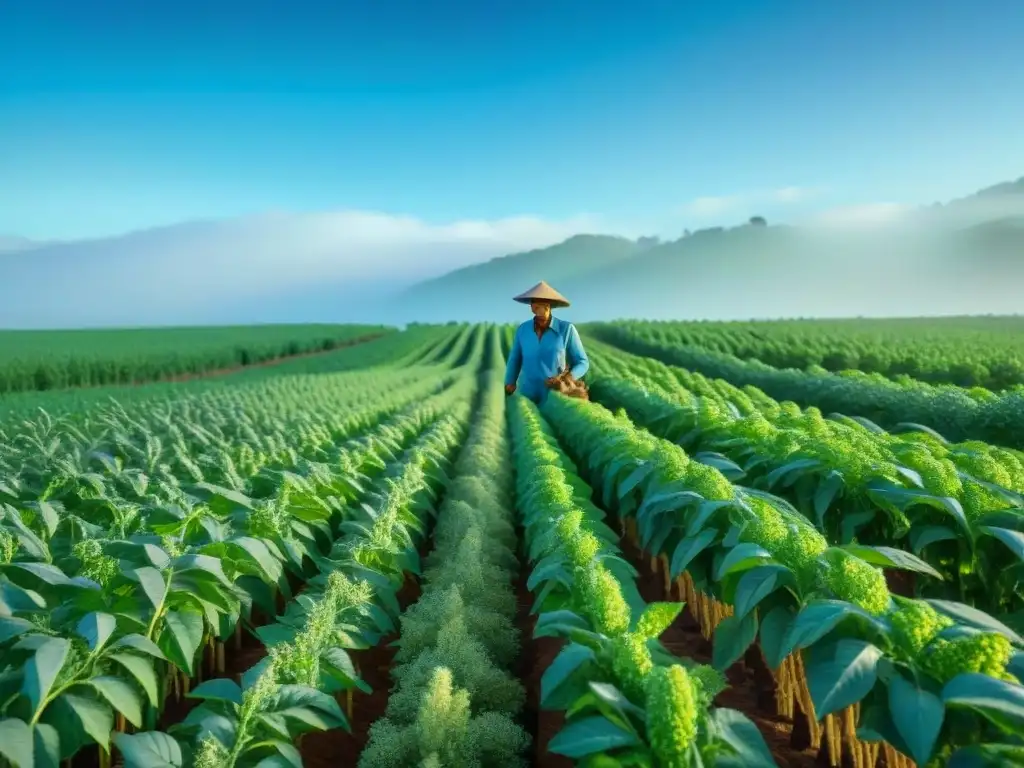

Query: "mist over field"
left=0, top=178, right=1021, bottom=328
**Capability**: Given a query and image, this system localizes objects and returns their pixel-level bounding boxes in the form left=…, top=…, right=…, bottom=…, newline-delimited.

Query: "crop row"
left=538, top=391, right=1024, bottom=768
left=0, top=333, right=486, bottom=765
left=114, top=389, right=473, bottom=767
left=0, top=324, right=392, bottom=394
left=590, top=318, right=1024, bottom=390
left=509, top=394, right=776, bottom=767
left=588, top=346, right=1024, bottom=619
left=362, top=368, right=531, bottom=767
left=586, top=325, right=1024, bottom=450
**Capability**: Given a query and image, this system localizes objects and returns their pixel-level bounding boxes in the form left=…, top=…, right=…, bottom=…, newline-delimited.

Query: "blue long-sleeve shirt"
left=504, top=316, right=590, bottom=403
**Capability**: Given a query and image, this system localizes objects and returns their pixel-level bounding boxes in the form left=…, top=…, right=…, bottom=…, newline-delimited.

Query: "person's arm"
left=505, top=329, right=523, bottom=391
left=566, top=324, right=590, bottom=379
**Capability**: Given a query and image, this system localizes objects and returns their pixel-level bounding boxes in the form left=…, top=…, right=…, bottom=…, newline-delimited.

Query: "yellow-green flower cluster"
left=644, top=665, right=699, bottom=768
left=819, top=549, right=891, bottom=615
left=72, top=538, right=118, bottom=587
left=889, top=597, right=953, bottom=659
left=923, top=632, right=1015, bottom=683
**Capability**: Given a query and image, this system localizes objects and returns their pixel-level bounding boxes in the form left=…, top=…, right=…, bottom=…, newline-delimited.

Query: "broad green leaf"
left=0, top=616, right=36, bottom=643
left=709, top=708, right=776, bottom=768
left=888, top=673, right=944, bottom=765
left=805, top=639, right=883, bottom=718
left=22, top=637, right=70, bottom=717
left=548, top=715, right=640, bottom=758
left=159, top=610, right=204, bottom=676
left=942, top=672, right=1024, bottom=733
left=110, top=653, right=160, bottom=707
left=781, top=600, right=885, bottom=659
left=841, top=545, right=943, bottom=579
left=732, top=564, right=788, bottom=621
left=113, top=731, right=183, bottom=768
left=0, top=718, right=33, bottom=768
left=926, top=600, right=1023, bottom=644
left=188, top=678, right=243, bottom=706
left=62, top=691, right=114, bottom=750
left=541, top=643, right=596, bottom=709
left=715, top=543, right=772, bottom=580
left=133, top=567, right=167, bottom=613
left=90, top=676, right=144, bottom=728
left=669, top=529, right=717, bottom=578
left=759, top=606, right=794, bottom=670
left=980, top=526, right=1024, bottom=562
left=110, top=633, right=167, bottom=659
left=33, top=723, right=60, bottom=768
left=76, top=612, right=117, bottom=651
left=712, top=612, right=758, bottom=671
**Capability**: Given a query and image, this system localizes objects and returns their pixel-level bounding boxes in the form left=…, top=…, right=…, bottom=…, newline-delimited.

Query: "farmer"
left=504, top=281, right=590, bottom=403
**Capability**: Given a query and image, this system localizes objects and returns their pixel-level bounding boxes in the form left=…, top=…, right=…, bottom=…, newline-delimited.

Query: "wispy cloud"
left=0, top=210, right=603, bottom=327
left=679, top=186, right=820, bottom=219
left=812, top=202, right=911, bottom=227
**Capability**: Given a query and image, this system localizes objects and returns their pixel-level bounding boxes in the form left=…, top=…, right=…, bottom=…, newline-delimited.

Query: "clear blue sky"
left=2, top=0, right=1023, bottom=240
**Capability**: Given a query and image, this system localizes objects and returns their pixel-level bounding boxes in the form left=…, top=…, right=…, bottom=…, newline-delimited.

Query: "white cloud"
left=680, top=196, right=740, bottom=218
left=680, top=186, right=819, bottom=219
left=0, top=209, right=604, bottom=326
left=813, top=202, right=911, bottom=227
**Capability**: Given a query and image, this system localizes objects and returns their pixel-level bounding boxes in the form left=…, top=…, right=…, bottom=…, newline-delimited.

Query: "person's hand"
left=504, top=383, right=516, bottom=395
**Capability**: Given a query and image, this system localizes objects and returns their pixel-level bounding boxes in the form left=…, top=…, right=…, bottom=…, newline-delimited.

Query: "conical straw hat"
left=513, top=281, right=571, bottom=308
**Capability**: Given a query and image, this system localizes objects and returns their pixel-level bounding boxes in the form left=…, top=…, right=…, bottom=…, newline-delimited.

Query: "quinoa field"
left=1, top=320, right=1023, bottom=768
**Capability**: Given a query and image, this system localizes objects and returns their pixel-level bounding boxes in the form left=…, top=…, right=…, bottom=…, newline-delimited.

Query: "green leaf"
left=188, top=678, right=243, bottom=706
left=909, top=525, right=957, bottom=554
left=710, top=708, right=777, bottom=768
left=159, top=610, right=205, bottom=676
left=22, top=637, right=70, bottom=717
left=980, top=527, right=1024, bottom=562
left=805, top=639, right=883, bottom=719
left=712, top=612, right=758, bottom=671
left=33, top=723, right=60, bottom=768
left=0, top=616, right=36, bottom=643
left=110, top=634, right=167, bottom=659
left=781, top=600, right=884, bottom=659
left=942, top=673, right=1024, bottom=733
left=113, top=731, right=183, bottom=768
left=926, top=600, right=1024, bottom=644
left=133, top=567, right=167, bottom=613
left=732, top=565, right=788, bottom=621
left=888, top=673, right=944, bottom=765
left=62, top=691, right=114, bottom=750
left=109, top=653, right=160, bottom=708
left=0, top=718, right=33, bottom=768
left=90, top=676, right=144, bottom=728
left=669, top=529, right=717, bottom=578
left=842, top=545, right=943, bottom=579
left=759, top=606, right=794, bottom=670
left=635, top=602, right=683, bottom=640
left=715, top=543, right=772, bottom=580
left=541, top=643, right=596, bottom=709
left=548, top=715, right=640, bottom=758
left=76, top=612, right=117, bottom=651
left=813, top=470, right=844, bottom=527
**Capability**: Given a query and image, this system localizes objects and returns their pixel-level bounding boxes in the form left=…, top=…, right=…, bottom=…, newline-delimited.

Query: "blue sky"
left=2, top=0, right=1023, bottom=241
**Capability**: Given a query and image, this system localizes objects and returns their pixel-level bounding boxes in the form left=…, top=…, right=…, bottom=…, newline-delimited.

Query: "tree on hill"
left=749, top=216, right=767, bottom=226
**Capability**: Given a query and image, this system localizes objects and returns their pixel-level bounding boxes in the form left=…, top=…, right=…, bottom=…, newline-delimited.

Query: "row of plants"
left=0, top=324, right=393, bottom=394
left=361, top=370, right=532, bottom=767
left=539, top=391, right=1024, bottom=768
left=112, top=389, right=475, bottom=767
left=0, top=358, right=481, bottom=764
left=585, top=324, right=1024, bottom=450
left=587, top=346, right=1024, bottom=619
left=0, top=324, right=464, bottom=428
left=509, top=393, right=776, bottom=767
left=588, top=318, right=1024, bottom=390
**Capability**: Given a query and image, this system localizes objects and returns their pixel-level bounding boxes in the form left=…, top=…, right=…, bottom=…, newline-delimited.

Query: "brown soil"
left=617, top=527, right=821, bottom=768
left=514, top=537, right=574, bottom=768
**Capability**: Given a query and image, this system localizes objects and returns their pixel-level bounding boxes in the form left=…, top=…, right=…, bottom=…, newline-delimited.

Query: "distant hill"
left=397, top=178, right=1024, bottom=323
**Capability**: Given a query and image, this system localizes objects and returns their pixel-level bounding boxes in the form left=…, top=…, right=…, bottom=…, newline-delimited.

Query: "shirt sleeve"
left=505, top=327, right=523, bottom=386
left=566, top=324, right=590, bottom=379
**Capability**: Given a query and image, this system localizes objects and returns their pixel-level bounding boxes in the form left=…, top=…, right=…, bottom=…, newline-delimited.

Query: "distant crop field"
left=586, top=315, right=1024, bottom=390
left=0, top=323, right=389, bottom=392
